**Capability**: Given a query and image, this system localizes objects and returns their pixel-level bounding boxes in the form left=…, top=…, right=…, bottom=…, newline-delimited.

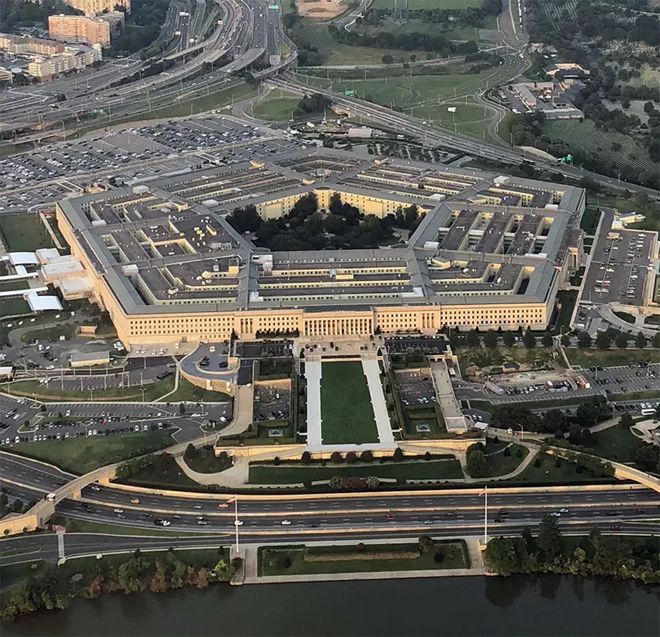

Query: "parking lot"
left=395, top=369, right=437, bottom=406
left=253, top=384, right=290, bottom=421
left=0, top=116, right=307, bottom=211
left=580, top=211, right=656, bottom=308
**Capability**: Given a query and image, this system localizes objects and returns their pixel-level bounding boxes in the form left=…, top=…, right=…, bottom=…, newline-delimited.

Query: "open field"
left=290, top=21, right=431, bottom=65
left=252, top=96, right=301, bottom=121
left=259, top=540, right=469, bottom=576
left=248, top=457, right=463, bottom=483
left=0, top=213, right=54, bottom=252
left=0, top=298, right=31, bottom=319
left=587, top=426, right=646, bottom=464
left=4, top=375, right=175, bottom=402
left=303, top=70, right=496, bottom=108
left=565, top=348, right=660, bottom=368
left=320, top=361, right=378, bottom=444
left=542, top=119, right=657, bottom=174
left=3, top=429, right=176, bottom=474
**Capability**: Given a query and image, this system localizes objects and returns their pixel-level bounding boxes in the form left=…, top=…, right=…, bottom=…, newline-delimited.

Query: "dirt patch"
left=296, top=0, right=346, bottom=19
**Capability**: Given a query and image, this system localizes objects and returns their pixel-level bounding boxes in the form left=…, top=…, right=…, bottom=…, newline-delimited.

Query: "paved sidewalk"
left=361, top=358, right=395, bottom=447
left=305, top=360, right=322, bottom=448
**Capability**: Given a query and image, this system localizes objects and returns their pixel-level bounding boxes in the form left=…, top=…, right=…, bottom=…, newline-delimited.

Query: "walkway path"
left=304, top=360, right=322, bottom=448
left=361, top=358, right=395, bottom=447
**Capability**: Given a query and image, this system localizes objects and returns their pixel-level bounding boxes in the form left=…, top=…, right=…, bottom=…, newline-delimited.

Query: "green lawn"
left=116, top=453, right=200, bottom=489
left=511, top=451, right=613, bottom=484
left=259, top=540, right=469, bottom=576
left=321, top=362, right=379, bottom=444
left=0, top=297, right=31, bottom=320
left=478, top=443, right=529, bottom=478
left=580, top=207, right=602, bottom=234
left=161, top=377, right=230, bottom=403
left=587, top=426, right=646, bottom=464
left=0, top=213, right=54, bottom=252
left=552, top=290, right=578, bottom=335
left=0, top=280, right=28, bottom=293
left=4, top=375, right=175, bottom=402
left=613, top=310, right=636, bottom=324
left=566, top=348, right=660, bottom=368
left=252, top=96, right=301, bottom=122
left=248, top=458, right=463, bottom=484
left=3, top=429, right=176, bottom=474
left=402, top=406, right=446, bottom=439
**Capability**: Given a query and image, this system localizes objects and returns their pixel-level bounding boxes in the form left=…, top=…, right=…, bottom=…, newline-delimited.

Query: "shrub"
left=433, top=550, right=444, bottom=563
left=516, top=448, right=523, bottom=458
left=330, top=451, right=343, bottom=464
left=282, top=557, right=292, bottom=569
left=504, top=447, right=511, bottom=457
left=533, top=458, right=542, bottom=468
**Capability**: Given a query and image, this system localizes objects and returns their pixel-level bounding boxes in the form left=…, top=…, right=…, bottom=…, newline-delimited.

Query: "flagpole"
left=483, top=486, right=488, bottom=545
left=234, top=495, right=240, bottom=553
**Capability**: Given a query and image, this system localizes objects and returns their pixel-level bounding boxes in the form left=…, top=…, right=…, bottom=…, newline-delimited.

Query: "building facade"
left=49, top=14, right=111, bottom=47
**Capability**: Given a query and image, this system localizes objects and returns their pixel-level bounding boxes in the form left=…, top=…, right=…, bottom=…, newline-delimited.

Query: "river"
left=3, top=576, right=659, bottom=637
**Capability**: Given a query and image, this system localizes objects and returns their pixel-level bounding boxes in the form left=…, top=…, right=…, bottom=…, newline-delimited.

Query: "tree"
left=653, top=332, right=660, bottom=348
left=619, top=412, right=634, bottom=429
left=523, top=330, right=537, bottom=348
left=577, top=332, right=593, bottom=348
left=392, top=447, right=404, bottom=461
left=503, top=331, right=516, bottom=348
left=484, top=331, right=498, bottom=349
left=381, top=54, right=393, bottom=64
left=595, top=332, right=611, bottom=350
left=540, top=409, right=567, bottom=434
left=561, top=334, right=571, bottom=347
left=466, top=329, right=481, bottom=348
left=537, top=514, right=562, bottom=561
left=634, top=444, right=659, bottom=471
left=615, top=332, right=628, bottom=349
left=418, top=535, right=434, bottom=554
left=301, top=450, right=312, bottom=464
left=576, top=396, right=612, bottom=426
left=484, top=536, right=520, bottom=576
left=635, top=331, right=647, bottom=348
left=541, top=332, right=553, bottom=348
left=467, top=449, right=487, bottom=477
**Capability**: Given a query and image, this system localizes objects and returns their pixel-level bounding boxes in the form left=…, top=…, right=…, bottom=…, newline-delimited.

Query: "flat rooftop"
left=57, top=148, right=586, bottom=316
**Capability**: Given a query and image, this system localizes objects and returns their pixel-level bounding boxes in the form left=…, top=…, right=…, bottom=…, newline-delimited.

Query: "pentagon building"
left=56, top=148, right=585, bottom=349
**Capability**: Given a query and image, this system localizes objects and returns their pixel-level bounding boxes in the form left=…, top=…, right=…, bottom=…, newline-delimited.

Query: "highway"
left=1, top=451, right=658, bottom=542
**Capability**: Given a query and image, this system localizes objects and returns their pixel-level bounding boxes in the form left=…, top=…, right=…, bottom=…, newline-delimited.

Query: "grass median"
left=3, top=375, right=175, bottom=402
left=248, top=458, right=463, bottom=484
left=259, top=540, right=469, bottom=577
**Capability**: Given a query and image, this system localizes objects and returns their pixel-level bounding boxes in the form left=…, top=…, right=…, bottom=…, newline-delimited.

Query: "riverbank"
left=3, top=575, right=659, bottom=637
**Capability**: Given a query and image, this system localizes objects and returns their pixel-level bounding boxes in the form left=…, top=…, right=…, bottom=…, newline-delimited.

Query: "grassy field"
left=588, top=426, right=646, bottom=464
left=117, top=453, right=199, bottom=489
left=4, top=429, right=176, bottom=474
left=0, top=561, right=46, bottom=590
left=565, top=348, right=660, bottom=368
left=0, top=213, right=55, bottom=252
left=111, top=83, right=258, bottom=123
left=252, top=96, right=301, bottom=122
left=0, top=297, right=31, bottom=319
left=290, top=21, right=429, bottom=65
left=161, top=377, right=230, bottom=403
left=478, top=443, right=529, bottom=478
left=20, top=323, right=76, bottom=343
left=4, top=375, right=175, bottom=402
left=320, top=362, right=379, bottom=444
left=542, top=119, right=657, bottom=174
left=302, top=71, right=496, bottom=109
left=259, top=540, right=469, bottom=576
left=511, top=451, right=613, bottom=484
left=248, top=458, right=463, bottom=484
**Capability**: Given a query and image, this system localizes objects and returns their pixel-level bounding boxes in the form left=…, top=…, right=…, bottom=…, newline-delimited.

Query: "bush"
left=282, top=557, right=292, bottom=569
left=533, top=458, right=542, bottom=468
left=433, top=550, right=444, bottom=564
left=504, top=446, right=511, bottom=457
left=330, top=451, right=344, bottom=464
left=516, top=448, right=523, bottom=458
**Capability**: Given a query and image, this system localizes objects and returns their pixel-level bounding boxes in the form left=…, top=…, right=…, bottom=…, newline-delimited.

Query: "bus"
left=640, top=408, right=655, bottom=416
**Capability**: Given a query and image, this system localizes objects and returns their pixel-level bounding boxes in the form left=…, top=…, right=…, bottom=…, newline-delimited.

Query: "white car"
left=281, top=520, right=291, bottom=526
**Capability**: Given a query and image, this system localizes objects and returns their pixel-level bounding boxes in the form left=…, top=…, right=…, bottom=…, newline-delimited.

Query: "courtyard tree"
left=541, top=332, right=553, bottom=347
left=635, top=331, right=647, bottom=348
left=595, top=332, right=611, bottom=350
left=577, top=331, right=593, bottom=348
left=615, top=332, right=628, bottom=349
left=484, top=331, right=498, bottom=349
left=503, top=331, right=516, bottom=348
left=523, top=330, right=537, bottom=348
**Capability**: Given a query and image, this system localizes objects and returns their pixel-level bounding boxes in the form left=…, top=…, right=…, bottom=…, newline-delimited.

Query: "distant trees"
left=485, top=518, right=659, bottom=583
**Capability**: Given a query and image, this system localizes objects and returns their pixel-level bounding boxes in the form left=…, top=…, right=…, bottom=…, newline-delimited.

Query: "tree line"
left=485, top=515, right=659, bottom=583
left=1, top=548, right=241, bottom=622
left=0, top=0, right=81, bottom=30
